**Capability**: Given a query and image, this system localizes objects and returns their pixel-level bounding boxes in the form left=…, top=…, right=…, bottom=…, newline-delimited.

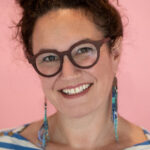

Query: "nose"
left=60, top=56, right=80, bottom=78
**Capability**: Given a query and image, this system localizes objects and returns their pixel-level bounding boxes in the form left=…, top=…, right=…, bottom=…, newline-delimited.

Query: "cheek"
left=90, top=53, right=113, bottom=80
left=89, top=52, right=114, bottom=96
left=39, top=77, right=60, bottom=107
left=39, top=76, right=55, bottom=97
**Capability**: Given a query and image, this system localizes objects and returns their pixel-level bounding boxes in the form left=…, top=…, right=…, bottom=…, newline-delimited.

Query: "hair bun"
left=15, top=0, right=36, bottom=9
left=103, top=0, right=109, bottom=3
left=16, top=0, right=27, bottom=8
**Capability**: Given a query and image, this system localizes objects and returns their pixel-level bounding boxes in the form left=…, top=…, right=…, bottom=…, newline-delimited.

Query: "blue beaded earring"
left=112, top=77, right=119, bottom=141
left=38, top=98, right=50, bottom=149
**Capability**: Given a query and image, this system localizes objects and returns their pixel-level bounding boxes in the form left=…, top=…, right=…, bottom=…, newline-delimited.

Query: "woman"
left=0, top=0, right=150, bottom=150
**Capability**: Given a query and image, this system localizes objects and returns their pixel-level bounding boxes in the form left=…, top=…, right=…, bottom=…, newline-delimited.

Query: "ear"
left=110, top=36, right=123, bottom=74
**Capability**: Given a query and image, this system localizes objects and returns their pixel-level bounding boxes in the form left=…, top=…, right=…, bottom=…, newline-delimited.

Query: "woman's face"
left=32, top=9, right=120, bottom=118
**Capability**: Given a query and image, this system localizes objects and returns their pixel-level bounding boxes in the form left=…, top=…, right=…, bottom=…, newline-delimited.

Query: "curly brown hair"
left=15, top=0, right=123, bottom=61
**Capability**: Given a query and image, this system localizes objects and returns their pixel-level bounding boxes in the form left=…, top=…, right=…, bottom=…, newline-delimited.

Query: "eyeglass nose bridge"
left=59, top=49, right=76, bottom=68
left=57, top=49, right=81, bottom=77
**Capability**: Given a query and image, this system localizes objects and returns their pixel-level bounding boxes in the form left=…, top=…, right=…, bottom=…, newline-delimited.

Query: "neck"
left=49, top=97, right=116, bottom=149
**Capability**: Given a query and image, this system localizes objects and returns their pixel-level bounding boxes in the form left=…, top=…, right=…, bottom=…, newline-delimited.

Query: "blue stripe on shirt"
left=3, top=132, right=28, bottom=141
left=0, top=142, right=40, bottom=150
left=134, top=140, right=150, bottom=146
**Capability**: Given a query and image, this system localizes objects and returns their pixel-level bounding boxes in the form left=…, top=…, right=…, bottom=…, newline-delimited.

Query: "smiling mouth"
left=59, top=83, right=93, bottom=98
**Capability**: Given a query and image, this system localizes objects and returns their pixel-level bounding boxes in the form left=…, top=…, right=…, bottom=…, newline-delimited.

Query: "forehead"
left=32, top=9, right=104, bottom=54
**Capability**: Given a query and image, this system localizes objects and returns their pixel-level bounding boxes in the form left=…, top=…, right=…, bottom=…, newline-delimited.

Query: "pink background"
left=0, top=0, right=150, bottom=130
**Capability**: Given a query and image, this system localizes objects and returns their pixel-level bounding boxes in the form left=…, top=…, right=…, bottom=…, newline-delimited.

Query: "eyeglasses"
left=28, top=37, right=110, bottom=77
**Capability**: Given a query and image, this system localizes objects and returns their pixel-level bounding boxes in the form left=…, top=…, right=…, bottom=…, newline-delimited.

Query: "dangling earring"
left=43, top=98, right=50, bottom=148
left=38, top=98, right=50, bottom=149
left=112, top=77, right=119, bottom=141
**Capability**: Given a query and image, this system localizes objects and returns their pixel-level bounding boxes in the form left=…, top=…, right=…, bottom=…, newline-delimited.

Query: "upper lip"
left=58, top=82, right=93, bottom=91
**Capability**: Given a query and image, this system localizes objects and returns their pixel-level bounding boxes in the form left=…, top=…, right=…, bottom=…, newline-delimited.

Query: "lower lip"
left=60, top=84, right=93, bottom=99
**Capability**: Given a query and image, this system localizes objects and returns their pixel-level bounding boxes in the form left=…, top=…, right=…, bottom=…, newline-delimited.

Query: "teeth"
left=62, top=84, right=91, bottom=95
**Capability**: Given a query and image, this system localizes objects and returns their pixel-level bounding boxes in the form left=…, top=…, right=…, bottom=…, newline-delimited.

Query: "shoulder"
left=0, top=124, right=41, bottom=150
left=118, top=116, right=150, bottom=150
left=124, top=128, right=150, bottom=150
left=0, top=124, right=29, bottom=139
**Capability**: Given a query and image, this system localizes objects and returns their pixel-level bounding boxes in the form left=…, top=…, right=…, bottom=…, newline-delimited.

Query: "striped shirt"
left=0, top=124, right=150, bottom=150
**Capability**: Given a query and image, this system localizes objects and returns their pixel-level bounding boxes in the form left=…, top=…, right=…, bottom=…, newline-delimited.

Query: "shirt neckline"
left=12, top=124, right=150, bottom=149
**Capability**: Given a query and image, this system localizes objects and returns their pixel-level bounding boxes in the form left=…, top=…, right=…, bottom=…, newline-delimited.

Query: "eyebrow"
left=36, top=38, right=93, bottom=54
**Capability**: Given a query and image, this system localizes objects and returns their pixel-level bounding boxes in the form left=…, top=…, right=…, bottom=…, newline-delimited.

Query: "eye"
left=77, top=47, right=94, bottom=54
left=42, top=55, right=59, bottom=63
